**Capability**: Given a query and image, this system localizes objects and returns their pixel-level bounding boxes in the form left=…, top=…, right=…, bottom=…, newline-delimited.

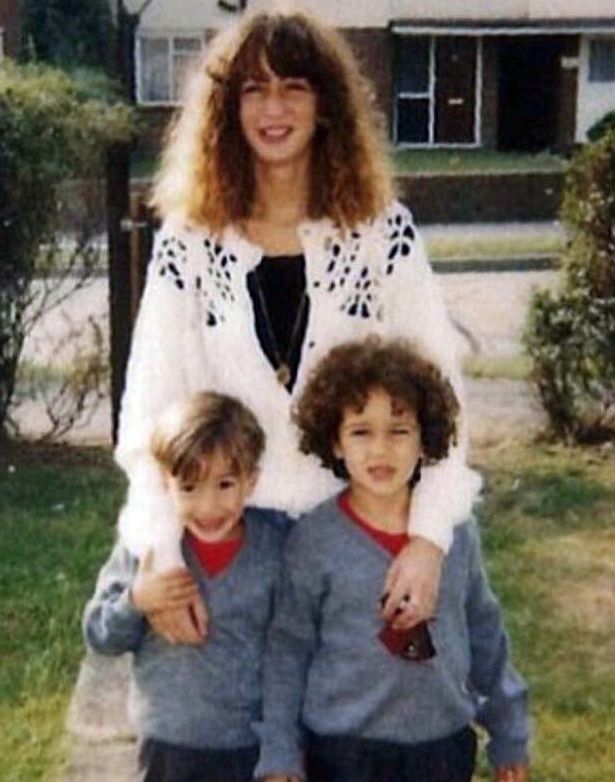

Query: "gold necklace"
left=251, top=265, right=308, bottom=388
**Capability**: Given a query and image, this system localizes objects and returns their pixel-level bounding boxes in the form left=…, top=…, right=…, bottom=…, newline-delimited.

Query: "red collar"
left=338, top=492, right=409, bottom=556
left=186, top=529, right=244, bottom=576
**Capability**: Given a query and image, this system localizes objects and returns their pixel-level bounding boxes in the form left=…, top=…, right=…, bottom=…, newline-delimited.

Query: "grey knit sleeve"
left=254, top=519, right=325, bottom=780
left=464, top=520, right=531, bottom=767
left=82, top=541, right=147, bottom=656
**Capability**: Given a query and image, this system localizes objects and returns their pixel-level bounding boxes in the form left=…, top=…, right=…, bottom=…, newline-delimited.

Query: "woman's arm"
left=379, top=202, right=482, bottom=625
left=115, top=224, right=194, bottom=565
left=114, top=224, right=208, bottom=643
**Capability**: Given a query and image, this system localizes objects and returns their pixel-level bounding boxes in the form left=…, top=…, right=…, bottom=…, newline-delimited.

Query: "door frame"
left=392, top=33, right=483, bottom=148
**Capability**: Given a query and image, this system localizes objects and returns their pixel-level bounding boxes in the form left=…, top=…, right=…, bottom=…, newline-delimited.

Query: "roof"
left=129, top=0, right=615, bottom=33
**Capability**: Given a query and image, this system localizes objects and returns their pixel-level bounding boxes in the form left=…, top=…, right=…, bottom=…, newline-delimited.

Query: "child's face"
left=167, top=449, right=257, bottom=543
left=334, top=387, right=421, bottom=502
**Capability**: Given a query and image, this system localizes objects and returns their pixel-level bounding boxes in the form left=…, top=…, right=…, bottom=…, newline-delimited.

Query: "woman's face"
left=239, top=60, right=318, bottom=169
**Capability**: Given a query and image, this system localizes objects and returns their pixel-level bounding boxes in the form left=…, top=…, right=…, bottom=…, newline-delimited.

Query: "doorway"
left=497, top=36, right=564, bottom=151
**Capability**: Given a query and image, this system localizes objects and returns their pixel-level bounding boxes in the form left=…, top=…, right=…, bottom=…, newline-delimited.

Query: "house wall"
left=576, top=34, right=615, bottom=140
left=343, top=28, right=393, bottom=128
left=0, top=0, right=22, bottom=58
left=556, top=35, right=580, bottom=149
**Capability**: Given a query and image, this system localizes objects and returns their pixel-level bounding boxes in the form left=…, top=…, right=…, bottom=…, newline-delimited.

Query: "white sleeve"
left=380, top=203, right=482, bottom=551
left=114, top=224, right=196, bottom=567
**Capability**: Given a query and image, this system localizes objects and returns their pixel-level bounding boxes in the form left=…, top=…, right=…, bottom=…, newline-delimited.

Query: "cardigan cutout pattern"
left=152, top=202, right=417, bottom=328
left=116, top=199, right=483, bottom=562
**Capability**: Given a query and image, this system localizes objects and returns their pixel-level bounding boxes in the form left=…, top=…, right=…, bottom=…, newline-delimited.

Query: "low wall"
left=57, top=170, right=565, bottom=234
left=395, top=171, right=564, bottom=224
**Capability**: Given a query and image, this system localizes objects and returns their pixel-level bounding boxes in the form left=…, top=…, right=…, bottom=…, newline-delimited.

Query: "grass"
left=424, top=231, right=566, bottom=262
left=1, top=439, right=614, bottom=780
left=392, top=148, right=565, bottom=175
left=0, top=443, right=125, bottom=782
left=471, top=442, right=615, bottom=781
left=463, top=354, right=532, bottom=381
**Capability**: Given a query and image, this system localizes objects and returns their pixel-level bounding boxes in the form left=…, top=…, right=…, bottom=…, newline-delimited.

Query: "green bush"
left=587, top=110, right=615, bottom=143
left=0, top=61, right=134, bottom=436
left=524, top=131, right=615, bottom=440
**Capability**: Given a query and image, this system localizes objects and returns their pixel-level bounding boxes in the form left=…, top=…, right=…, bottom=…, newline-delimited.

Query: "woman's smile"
left=239, top=66, right=317, bottom=167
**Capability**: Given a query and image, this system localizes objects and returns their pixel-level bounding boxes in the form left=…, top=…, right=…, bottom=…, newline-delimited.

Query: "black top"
left=246, top=255, right=309, bottom=392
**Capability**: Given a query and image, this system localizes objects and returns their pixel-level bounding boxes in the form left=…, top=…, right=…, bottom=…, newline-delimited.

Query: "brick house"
left=126, top=0, right=615, bottom=152
left=0, top=0, right=22, bottom=59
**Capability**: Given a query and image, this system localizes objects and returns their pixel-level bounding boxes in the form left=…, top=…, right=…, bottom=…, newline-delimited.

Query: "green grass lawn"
left=1, top=440, right=614, bottom=781
left=425, top=231, right=565, bottom=262
left=0, top=444, right=125, bottom=782
left=392, top=148, right=565, bottom=175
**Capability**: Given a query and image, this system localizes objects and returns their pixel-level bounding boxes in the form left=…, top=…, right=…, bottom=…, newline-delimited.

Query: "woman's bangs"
left=233, top=16, right=324, bottom=86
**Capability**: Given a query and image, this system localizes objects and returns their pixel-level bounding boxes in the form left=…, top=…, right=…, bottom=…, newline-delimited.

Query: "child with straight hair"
left=256, top=337, right=530, bottom=782
left=83, top=391, right=289, bottom=782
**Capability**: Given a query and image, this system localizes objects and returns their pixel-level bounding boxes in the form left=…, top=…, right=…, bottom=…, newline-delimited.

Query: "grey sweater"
left=255, top=496, right=529, bottom=778
left=83, top=508, right=289, bottom=750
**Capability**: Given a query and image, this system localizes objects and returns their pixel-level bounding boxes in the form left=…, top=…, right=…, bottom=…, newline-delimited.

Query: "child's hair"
left=151, top=392, right=265, bottom=482
left=150, top=8, right=392, bottom=230
left=294, top=336, right=459, bottom=477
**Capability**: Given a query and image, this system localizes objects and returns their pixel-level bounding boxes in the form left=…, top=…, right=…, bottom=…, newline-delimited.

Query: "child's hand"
left=494, top=763, right=530, bottom=782
left=131, top=549, right=199, bottom=614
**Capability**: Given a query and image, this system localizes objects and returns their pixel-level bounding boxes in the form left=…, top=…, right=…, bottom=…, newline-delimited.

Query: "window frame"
left=588, top=37, right=615, bottom=83
left=393, top=34, right=482, bottom=148
left=136, top=33, right=204, bottom=106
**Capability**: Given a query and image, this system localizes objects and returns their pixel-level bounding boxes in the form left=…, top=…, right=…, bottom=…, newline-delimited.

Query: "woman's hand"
left=131, top=549, right=209, bottom=644
left=494, top=763, right=530, bottom=781
left=261, top=776, right=302, bottom=782
left=130, top=549, right=199, bottom=613
left=380, top=536, right=443, bottom=629
left=147, top=597, right=208, bottom=645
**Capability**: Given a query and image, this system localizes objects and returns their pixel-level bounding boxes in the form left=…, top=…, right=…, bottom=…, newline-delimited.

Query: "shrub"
left=524, top=131, right=615, bottom=441
left=0, top=61, right=134, bottom=437
left=587, top=111, right=615, bottom=143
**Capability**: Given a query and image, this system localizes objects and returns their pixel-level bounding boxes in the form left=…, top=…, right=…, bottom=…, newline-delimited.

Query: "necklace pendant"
left=276, top=363, right=291, bottom=387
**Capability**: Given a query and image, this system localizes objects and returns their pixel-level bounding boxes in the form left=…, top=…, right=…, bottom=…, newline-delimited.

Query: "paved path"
left=16, top=269, right=558, bottom=446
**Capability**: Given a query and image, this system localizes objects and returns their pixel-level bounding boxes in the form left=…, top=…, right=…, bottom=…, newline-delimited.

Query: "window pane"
left=395, top=36, right=430, bottom=93
left=172, top=52, right=199, bottom=102
left=396, top=98, right=429, bottom=143
left=589, top=39, right=615, bottom=82
left=140, top=38, right=170, bottom=102
left=174, top=37, right=201, bottom=53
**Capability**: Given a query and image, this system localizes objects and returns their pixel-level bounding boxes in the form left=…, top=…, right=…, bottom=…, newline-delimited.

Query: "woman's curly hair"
left=150, top=9, right=392, bottom=231
left=293, top=337, right=460, bottom=477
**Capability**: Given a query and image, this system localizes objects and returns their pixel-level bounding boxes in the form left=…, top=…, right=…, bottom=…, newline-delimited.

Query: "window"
left=394, top=36, right=432, bottom=144
left=137, top=35, right=203, bottom=104
left=393, top=35, right=478, bottom=146
left=589, top=39, right=615, bottom=83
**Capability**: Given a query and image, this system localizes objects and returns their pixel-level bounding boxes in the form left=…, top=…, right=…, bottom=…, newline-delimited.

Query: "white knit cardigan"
left=116, top=200, right=482, bottom=567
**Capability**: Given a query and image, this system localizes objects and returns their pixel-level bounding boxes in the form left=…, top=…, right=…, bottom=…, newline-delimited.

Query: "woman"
left=116, top=10, right=481, bottom=643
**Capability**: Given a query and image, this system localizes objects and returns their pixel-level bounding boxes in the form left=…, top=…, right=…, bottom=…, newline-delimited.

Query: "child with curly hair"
left=255, top=337, right=530, bottom=782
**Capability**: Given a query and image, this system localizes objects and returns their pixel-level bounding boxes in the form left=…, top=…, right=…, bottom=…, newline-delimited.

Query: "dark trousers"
left=138, top=738, right=259, bottom=782
left=305, top=725, right=477, bottom=782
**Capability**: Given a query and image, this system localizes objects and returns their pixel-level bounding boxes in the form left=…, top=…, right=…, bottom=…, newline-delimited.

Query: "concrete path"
left=16, top=269, right=558, bottom=446
left=63, top=655, right=137, bottom=781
